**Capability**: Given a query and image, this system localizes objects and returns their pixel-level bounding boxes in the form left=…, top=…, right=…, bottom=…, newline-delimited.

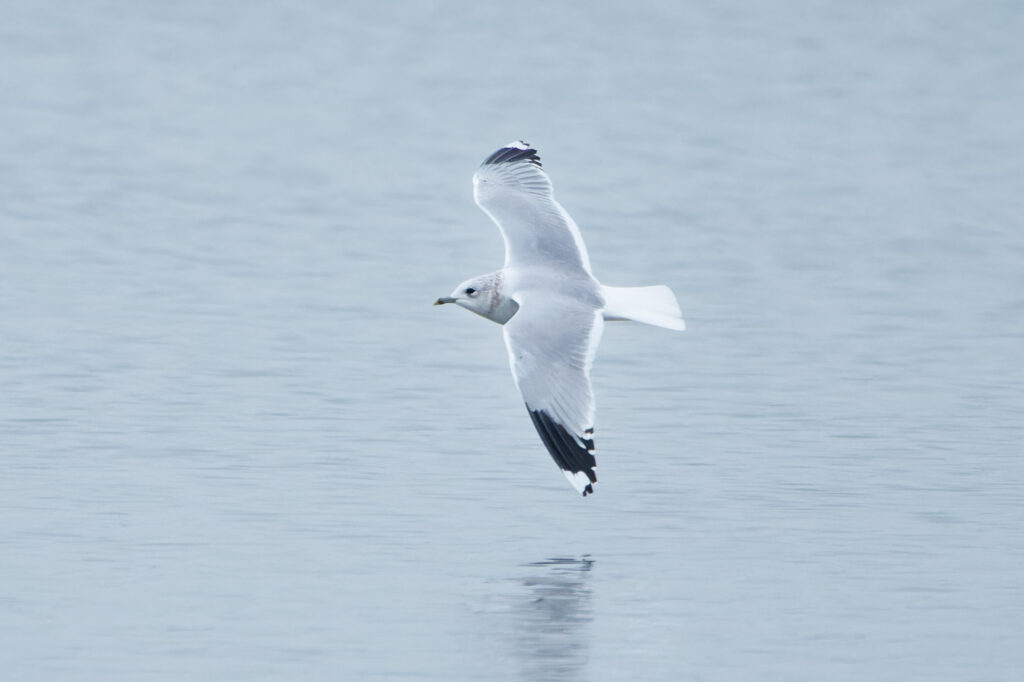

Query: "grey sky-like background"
left=2, top=1, right=1022, bottom=680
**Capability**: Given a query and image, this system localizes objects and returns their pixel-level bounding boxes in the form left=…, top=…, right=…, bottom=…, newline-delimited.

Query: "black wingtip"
left=527, top=408, right=597, bottom=493
left=483, top=141, right=542, bottom=168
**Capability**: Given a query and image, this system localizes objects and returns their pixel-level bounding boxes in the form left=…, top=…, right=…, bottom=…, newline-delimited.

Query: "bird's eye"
left=464, top=287, right=477, bottom=296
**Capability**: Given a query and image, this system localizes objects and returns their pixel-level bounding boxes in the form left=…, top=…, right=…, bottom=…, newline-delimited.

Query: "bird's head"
left=434, top=272, right=518, bottom=324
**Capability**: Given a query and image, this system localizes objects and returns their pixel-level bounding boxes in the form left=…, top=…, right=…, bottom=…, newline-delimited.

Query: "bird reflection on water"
left=514, top=556, right=594, bottom=681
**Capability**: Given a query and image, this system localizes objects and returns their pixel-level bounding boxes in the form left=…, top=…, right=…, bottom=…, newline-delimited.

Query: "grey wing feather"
left=502, top=297, right=603, bottom=494
left=473, top=141, right=593, bottom=274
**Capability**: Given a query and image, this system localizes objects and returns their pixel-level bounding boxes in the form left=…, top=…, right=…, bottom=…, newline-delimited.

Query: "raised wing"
left=473, top=141, right=593, bottom=274
left=502, top=295, right=604, bottom=495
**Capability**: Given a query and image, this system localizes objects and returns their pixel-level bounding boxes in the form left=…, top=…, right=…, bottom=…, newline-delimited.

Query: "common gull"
left=436, top=141, right=685, bottom=496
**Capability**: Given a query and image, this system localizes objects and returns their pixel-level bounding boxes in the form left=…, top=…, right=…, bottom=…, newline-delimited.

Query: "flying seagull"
left=435, top=141, right=685, bottom=496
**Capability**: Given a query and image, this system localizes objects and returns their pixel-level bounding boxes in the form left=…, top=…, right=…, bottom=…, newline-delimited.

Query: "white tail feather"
left=600, top=285, right=685, bottom=331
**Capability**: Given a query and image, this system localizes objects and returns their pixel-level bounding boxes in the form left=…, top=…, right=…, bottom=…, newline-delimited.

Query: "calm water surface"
left=2, top=1, right=1022, bottom=680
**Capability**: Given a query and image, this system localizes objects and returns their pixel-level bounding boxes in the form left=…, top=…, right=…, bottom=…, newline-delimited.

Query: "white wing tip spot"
left=563, top=469, right=596, bottom=496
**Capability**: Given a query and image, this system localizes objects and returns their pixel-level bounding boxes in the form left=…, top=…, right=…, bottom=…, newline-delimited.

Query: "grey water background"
left=2, top=1, right=1022, bottom=680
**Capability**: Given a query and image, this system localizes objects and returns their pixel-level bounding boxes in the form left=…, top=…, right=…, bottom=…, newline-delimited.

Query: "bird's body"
left=436, top=141, right=684, bottom=496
